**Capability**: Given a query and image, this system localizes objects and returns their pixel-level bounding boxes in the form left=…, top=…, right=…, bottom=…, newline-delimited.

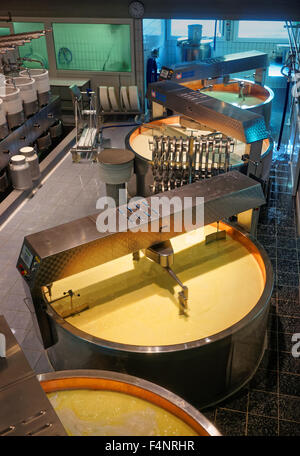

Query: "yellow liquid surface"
left=48, top=226, right=264, bottom=346
left=47, top=389, right=198, bottom=436
left=200, top=90, right=263, bottom=108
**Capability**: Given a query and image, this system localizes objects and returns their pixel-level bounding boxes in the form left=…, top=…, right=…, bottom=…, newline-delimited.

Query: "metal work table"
left=0, top=315, right=66, bottom=436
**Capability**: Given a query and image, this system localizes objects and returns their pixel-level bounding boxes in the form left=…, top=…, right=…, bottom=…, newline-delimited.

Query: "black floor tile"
left=277, top=316, right=300, bottom=334
left=279, top=372, right=300, bottom=397
left=257, top=225, right=276, bottom=237
left=279, top=395, right=300, bottom=422
left=277, top=238, right=297, bottom=250
left=276, top=286, right=299, bottom=303
left=257, top=235, right=276, bottom=247
left=248, top=390, right=278, bottom=417
left=278, top=332, right=294, bottom=352
left=276, top=248, right=298, bottom=262
left=217, top=387, right=248, bottom=413
left=278, top=351, right=300, bottom=375
left=250, top=368, right=278, bottom=393
left=279, top=419, right=300, bottom=436
left=215, top=409, right=246, bottom=436
left=278, top=300, right=300, bottom=317
left=277, top=272, right=299, bottom=287
left=277, top=226, right=296, bottom=238
left=247, top=414, right=278, bottom=436
left=276, top=259, right=298, bottom=274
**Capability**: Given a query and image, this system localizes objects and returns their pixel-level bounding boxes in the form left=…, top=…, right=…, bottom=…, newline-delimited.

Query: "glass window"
left=143, top=19, right=162, bottom=36
left=237, top=21, right=288, bottom=40
left=52, top=23, right=132, bottom=72
left=0, top=27, right=10, bottom=37
left=171, top=20, right=220, bottom=38
left=13, top=22, right=49, bottom=69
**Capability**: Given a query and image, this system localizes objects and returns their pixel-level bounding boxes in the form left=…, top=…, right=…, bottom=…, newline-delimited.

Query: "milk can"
left=19, top=146, right=41, bottom=181
left=9, top=155, right=33, bottom=190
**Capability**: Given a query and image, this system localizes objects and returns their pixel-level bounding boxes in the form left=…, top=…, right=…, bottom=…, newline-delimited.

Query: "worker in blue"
left=146, top=48, right=159, bottom=87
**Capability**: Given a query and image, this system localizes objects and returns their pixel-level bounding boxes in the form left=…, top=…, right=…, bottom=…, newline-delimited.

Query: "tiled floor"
left=0, top=118, right=299, bottom=435
left=202, top=145, right=300, bottom=436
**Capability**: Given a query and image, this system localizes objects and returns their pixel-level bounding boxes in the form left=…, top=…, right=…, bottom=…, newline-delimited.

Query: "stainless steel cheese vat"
left=182, top=78, right=274, bottom=127
left=44, top=222, right=274, bottom=410
left=38, top=370, right=221, bottom=436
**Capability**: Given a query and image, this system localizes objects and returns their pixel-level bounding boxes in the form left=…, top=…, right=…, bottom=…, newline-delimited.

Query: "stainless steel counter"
left=0, top=316, right=66, bottom=436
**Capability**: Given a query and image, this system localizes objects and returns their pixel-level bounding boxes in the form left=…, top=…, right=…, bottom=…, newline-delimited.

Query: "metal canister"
left=36, top=131, right=52, bottom=152
left=0, top=98, right=9, bottom=140
left=9, top=155, right=33, bottom=190
left=49, top=119, right=63, bottom=139
left=98, top=148, right=135, bottom=206
left=19, top=146, right=41, bottom=181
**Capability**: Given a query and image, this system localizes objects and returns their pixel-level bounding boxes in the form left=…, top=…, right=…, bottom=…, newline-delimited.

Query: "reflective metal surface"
left=183, top=78, right=274, bottom=127
left=0, top=316, right=66, bottom=436
left=38, top=370, right=222, bottom=436
left=147, top=81, right=269, bottom=144
left=168, top=51, right=269, bottom=84
left=21, top=171, right=265, bottom=283
left=126, top=116, right=273, bottom=197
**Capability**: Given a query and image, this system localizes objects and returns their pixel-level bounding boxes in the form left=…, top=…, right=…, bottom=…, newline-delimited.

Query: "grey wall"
left=0, top=0, right=299, bottom=20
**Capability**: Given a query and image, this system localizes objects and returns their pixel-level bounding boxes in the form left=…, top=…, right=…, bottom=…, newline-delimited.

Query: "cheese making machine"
left=16, top=170, right=274, bottom=408
left=160, top=51, right=273, bottom=128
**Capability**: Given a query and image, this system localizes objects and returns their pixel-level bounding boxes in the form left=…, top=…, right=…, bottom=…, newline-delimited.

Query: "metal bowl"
left=38, top=369, right=221, bottom=436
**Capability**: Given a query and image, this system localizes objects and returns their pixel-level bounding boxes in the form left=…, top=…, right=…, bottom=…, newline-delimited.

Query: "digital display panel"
left=20, top=244, right=34, bottom=269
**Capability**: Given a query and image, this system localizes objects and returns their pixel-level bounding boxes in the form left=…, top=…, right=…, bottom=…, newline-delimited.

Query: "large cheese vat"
left=44, top=222, right=273, bottom=409
left=39, top=370, right=221, bottom=436
left=182, top=78, right=273, bottom=127
left=126, top=115, right=274, bottom=197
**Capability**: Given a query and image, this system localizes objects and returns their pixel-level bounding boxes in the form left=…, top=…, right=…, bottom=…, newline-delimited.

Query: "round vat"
left=45, top=222, right=273, bottom=409
left=125, top=115, right=273, bottom=197
left=182, top=78, right=273, bottom=127
left=39, top=370, right=221, bottom=436
left=5, top=76, right=38, bottom=117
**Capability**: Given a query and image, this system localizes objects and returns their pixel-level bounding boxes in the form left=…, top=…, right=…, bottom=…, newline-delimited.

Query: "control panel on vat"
left=16, top=242, right=40, bottom=283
